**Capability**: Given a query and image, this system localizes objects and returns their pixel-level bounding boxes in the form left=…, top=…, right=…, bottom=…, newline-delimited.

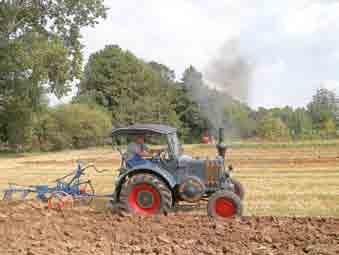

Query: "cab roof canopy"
left=112, top=124, right=177, bottom=136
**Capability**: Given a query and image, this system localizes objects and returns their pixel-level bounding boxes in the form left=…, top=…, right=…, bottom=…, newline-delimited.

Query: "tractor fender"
left=113, top=164, right=176, bottom=201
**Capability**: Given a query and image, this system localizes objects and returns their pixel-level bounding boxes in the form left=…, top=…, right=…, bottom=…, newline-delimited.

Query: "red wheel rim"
left=80, top=185, right=88, bottom=194
left=214, top=198, right=236, bottom=218
left=128, top=184, right=161, bottom=215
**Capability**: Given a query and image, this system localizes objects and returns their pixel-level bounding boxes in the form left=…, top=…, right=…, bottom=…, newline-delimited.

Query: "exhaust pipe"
left=216, top=128, right=227, bottom=159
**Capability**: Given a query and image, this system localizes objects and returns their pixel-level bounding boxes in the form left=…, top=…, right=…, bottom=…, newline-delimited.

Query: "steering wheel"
left=151, top=148, right=169, bottom=163
left=159, top=149, right=170, bottom=161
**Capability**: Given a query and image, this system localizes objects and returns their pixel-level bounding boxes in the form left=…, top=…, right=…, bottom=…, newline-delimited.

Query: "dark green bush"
left=34, top=104, right=111, bottom=151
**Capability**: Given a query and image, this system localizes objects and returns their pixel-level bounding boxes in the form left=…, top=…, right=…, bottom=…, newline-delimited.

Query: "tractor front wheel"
left=119, top=174, right=172, bottom=215
left=207, top=190, right=242, bottom=218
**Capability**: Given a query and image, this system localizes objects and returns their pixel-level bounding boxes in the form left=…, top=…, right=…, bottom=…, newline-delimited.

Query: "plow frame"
left=2, top=162, right=109, bottom=204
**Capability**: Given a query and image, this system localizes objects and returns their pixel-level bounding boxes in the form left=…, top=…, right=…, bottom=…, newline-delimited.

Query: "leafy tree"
left=320, top=119, right=336, bottom=139
left=182, top=66, right=208, bottom=110
left=258, top=116, right=290, bottom=141
left=78, top=45, right=182, bottom=128
left=149, top=61, right=175, bottom=82
left=224, top=102, right=257, bottom=138
left=171, top=84, right=209, bottom=142
left=146, top=63, right=208, bottom=141
left=34, top=104, right=111, bottom=151
left=182, top=65, right=222, bottom=129
left=2, top=98, right=35, bottom=148
left=0, top=0, right=106, bottom=146
left=1, top=0, right=106, bottom=98
left=307, top=88, right=337, bottom=128
left=267, top=106, right=313, bottom=138
left=293, top=108, right=313, bottom=138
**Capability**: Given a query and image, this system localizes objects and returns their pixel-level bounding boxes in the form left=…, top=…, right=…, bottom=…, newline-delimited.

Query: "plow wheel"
left=119, top=174, right=172, bottom=215
left=230, top=178, right=245, bottom=200
left=207, top=190, right=242, bottom=219
left=48, top=192, right=74, bottom=210
left=77, top=182, right=95, bottom=205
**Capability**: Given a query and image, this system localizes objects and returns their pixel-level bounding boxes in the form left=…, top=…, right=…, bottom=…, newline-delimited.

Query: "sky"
left=75, top=0, right=339, bottom=108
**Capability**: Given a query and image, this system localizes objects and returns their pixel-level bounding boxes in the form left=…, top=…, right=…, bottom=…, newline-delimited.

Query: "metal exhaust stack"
left=216, top=128, right=227, bottom=159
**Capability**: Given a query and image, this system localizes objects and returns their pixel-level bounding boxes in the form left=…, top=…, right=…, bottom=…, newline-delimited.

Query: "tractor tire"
left=207, top=190, right=243, bottom=219
left=119, top=173, right=173, bottom=215
left=230, top=178, right=245, bottom=200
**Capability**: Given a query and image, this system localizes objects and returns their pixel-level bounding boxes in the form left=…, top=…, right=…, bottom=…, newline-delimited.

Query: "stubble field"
left=0, top=142, right=338, bottom=217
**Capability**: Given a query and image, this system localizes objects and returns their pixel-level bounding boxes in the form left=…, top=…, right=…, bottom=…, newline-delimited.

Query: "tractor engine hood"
left=177, top=155, right=226, bottom=188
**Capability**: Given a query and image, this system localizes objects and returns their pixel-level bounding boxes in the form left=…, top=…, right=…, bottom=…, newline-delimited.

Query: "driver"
left=126, top=134, right=163, bottom=167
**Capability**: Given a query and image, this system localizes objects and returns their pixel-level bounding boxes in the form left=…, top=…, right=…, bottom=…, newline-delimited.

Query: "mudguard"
left=112, top=163, right=177, bottom=202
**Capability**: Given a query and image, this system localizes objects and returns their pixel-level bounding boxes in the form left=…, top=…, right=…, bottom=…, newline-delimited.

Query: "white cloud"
left=255, top=59, right=286, bottom=80
left=250, top=59, right=288, bottom=108
left=321, top=80, right=339, bottom=92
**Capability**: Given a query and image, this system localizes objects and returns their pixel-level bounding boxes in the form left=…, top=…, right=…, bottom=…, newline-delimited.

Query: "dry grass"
left=0, top=143, right=339, bottom=217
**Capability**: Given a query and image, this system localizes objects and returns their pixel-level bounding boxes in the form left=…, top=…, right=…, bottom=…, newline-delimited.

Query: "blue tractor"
left=111, top=124, right=244, bottom=218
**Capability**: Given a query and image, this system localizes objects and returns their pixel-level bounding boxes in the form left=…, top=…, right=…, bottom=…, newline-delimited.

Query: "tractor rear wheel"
left=230, top=178, right=245, bottom=200
left=207, top=190, right=242, bottom=218
left=119, top=174, right=172, bottom=215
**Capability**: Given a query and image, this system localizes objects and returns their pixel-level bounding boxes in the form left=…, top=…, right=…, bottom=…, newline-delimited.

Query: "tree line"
left=76, top=45, right=339, bottom=142
left=0, top=1, right=338, bottom=152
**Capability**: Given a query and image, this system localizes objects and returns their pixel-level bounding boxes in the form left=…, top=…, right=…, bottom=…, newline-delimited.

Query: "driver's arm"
left=137, top=145, right=165, bottom=158
left=135, top=144, right=153, bottom=158
left=137, top=149, right=152, bottom=157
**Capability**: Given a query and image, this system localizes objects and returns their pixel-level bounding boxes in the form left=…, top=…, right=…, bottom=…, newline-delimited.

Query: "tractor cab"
left=112, top=124, right=182, bottom=170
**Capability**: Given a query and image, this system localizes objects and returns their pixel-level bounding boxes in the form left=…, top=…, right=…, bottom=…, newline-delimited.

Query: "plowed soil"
left=0, top=201, right=338, bottom=255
